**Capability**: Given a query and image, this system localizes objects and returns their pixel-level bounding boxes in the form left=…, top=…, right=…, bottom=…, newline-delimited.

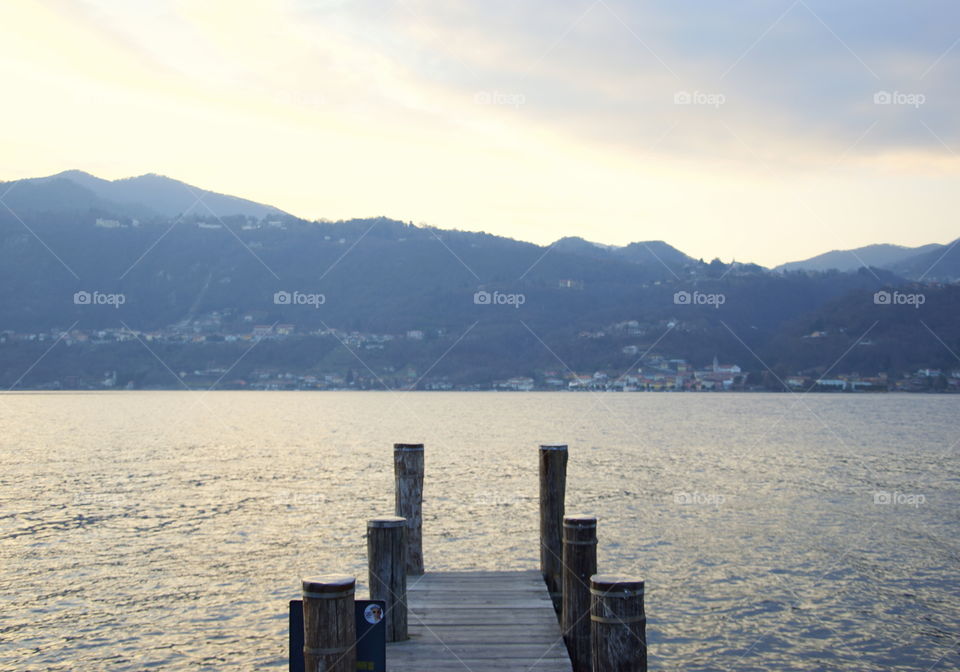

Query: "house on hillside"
left=496, top=377, right=535, bottom=391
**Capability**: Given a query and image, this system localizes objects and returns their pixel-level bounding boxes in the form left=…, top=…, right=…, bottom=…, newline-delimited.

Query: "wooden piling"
left=539, top=444, right=568, bottom=607
left=301, top=574, right=356, bottom=672
left=367, top=516, right=408, bottom=642
left=590, top=575, right=646, bottom=672
left=394, top=443, right=425, bottom=575
left=562, top=514, right=598, bottom=672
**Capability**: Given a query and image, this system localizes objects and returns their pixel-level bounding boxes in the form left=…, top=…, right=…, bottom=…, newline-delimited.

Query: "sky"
left=1, top=0, right=959, bottom=267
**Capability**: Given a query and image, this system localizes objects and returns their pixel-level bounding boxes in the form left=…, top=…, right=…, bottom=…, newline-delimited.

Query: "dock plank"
left=388, top=570, right=573, bottom=671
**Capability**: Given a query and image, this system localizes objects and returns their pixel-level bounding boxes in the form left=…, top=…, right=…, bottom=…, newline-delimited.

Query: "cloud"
left=283, top=0, right=960, bottom=166
left=2, top=0, right=959, bottom=267
left=39, top=0, right=960, bottom=166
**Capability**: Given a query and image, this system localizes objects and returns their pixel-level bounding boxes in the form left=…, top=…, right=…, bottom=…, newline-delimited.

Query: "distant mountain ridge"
left=889, top=240, right=960, bottom=281
left=2, top=170, right=288, bottom=219
left=3, top=170, right=957, bottom=280
left=1, top=169, right=959, bottom=389
left=551, top=236, right=696, bottom=274
left=776, top=243, right=943, bottom=273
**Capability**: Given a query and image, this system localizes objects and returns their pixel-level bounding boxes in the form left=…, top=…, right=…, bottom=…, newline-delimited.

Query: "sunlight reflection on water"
left=1, top=391, right=957, bottom=670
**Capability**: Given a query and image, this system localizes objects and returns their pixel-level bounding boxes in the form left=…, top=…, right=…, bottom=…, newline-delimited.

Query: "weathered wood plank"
left=404, top=616, right=560, bottom=626
left=367, top=516, right=407, bottom=642
left=387, top=570, right=573, bottom=671
left=562, top=515, right=598, bottom=672
left=386, top=661, right=570, bottom=672
left=591, top=575, right=647, bottom=672
left=539, top=445, right=568, bottom=609
left=394, top=443, right=425, bottom=575
left=301, top=575, right=356, bottom=672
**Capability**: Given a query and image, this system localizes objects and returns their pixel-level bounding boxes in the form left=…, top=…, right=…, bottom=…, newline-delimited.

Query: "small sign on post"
left=355, top=600, right=387, bottom=671
left=289, top=599, right=386, bottom=672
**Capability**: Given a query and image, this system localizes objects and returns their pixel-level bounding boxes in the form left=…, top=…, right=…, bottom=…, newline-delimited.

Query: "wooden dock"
left=295, top=443, right=646, bottom=671
left=387, top=570, right=573, bottom=671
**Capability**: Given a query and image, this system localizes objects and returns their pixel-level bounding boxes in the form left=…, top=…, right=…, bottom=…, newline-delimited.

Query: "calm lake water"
left=1, top=391, right=958, bottom=671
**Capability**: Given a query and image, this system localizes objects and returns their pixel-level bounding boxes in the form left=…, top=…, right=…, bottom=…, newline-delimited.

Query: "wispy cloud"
left=1, top=0, right=958, bottom=266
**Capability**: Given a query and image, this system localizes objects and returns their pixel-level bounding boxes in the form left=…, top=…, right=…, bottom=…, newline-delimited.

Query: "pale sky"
left=1, top=0, right=958, bottom=267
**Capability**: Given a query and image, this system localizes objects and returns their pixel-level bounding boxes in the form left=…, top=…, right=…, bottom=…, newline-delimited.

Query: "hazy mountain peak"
left=776, top=242, right=943, bottom=273
left=50, top=169, right=100, bottom=181
left=553, top=235, right=608, bottom=249
left=549, top=236, right=696, bottom=273
left=11, top=169, right=288, bottom=219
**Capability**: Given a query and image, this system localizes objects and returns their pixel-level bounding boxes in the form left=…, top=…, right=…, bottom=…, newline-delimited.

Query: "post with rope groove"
left=301, top=574, right=356, bottom=672
left=394, top=443, right=425, bottom=575
left=590, top=574, right=647, bottom=672
left=562, top=514, right=598, bottom=672
left=367, top=516, right=408, bottom=642
left=539, top=444, right=568, bottom=611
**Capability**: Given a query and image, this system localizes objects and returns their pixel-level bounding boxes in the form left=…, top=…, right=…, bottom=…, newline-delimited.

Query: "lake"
left=1, top=391, right=957, bottom=670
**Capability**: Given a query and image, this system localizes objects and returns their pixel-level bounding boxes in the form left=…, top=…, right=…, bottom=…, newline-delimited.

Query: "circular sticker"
left=364, top=604, right=384, bottom=624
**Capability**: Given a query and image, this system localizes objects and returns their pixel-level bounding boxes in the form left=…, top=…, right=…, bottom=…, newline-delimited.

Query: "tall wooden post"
left=539, top=444, right=568, bottom=608
left=590, top=575, right=646, bottom=672
left=302, top=574, right=356, bottom=672
left=394, top=443, right=425, bottom=575
left=562, top=515, right=598, bottom=672
left=367, top=516, right=408, bottom=642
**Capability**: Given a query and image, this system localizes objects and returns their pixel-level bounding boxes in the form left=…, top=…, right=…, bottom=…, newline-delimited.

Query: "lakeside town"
left=3, top=315, right=958, bottom=393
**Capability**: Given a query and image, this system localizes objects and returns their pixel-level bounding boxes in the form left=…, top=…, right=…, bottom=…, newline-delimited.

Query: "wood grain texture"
left=394, top=443, right=425, bottom=575
left=562, top=515, right=597, bottom=672
left=367, top=516, right=408, bottom=642
left=301, top=575, right=356, bottom=672
left=539, top=445, right=568, bottom=609
left=388, top=570, right=573, bottom=671
left=590, top=575, right=646, bottom=672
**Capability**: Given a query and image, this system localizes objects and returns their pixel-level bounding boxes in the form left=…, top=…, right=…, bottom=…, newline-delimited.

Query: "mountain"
left=0, top=170, right=955, bottom=389
left=3, top=170, right=287, bottom=219
left=551, top=237, right=696, bottom=275
left=889, top=239, right=960, bottom=281
left=763, top=282, right=960, bottom=377
left=615, top=241, right=696, bottom=270
left=0, top=176, right=134, bottom=216
left=551, top=236, right=615, bottom=258
left=775, top=243, right=942, bottom=273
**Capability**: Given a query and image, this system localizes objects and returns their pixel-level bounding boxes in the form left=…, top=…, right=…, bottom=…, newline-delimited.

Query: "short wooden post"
left=562, top=515, right=598, bottom=672
left=590, top=575, right=646, bottom=672
left=539, top=444, right=568, bottom=608
left=302, top=574, right=356, bottom=672
left=394, top=443, right=425, bottom=575
left=367, top=516, right=408, bottom=642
